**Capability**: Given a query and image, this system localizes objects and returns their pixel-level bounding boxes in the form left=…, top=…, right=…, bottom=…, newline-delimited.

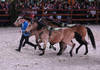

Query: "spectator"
left=32, top=4, right=39, bottom=15
left=0, top=2, right=6, bottom=9
left=89, top=4, right=96, bottom=18
left=56, top=3, right=63, bottom=20
left=29, top=4, right=32, bottom=9
left=0, top=2, right=6, bottom=14
left=15, top=0, right=97, bottom=22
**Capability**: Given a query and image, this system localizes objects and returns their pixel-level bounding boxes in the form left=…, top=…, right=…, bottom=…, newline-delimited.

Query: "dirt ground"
left=0, top=25, right=100, bottom=70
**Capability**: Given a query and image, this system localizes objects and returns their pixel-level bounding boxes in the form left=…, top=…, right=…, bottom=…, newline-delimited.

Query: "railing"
left=17, top=9, right=100, bottom=24
left=0, top=9, right=9, bottom=23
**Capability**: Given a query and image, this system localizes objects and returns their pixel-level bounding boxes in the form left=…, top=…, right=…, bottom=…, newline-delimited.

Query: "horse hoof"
left=39, top=53, right=44, bottom=56
left=15, top=49, right=20, bottom=52
left=76, top=49, right=78, bottom=54
left=53, top=47, right=56, bottom=51
left=49, top=46, right=52, bottom=49
left=22, top=45, right=25, bottom=47
left=57, top=53, right=62, bottom=56
left=70, top=52, right=73, bottom=57
left=39, top=48, right=44, bottom=51
left=84, top=52, right=88, bottom=55
left=70, top=54, right=73, bottom=57
left=49, top=45, right=56, bottom=51
left=34, top=46, right=37, bottom=50
left=76, top=51, right=78, bottom=54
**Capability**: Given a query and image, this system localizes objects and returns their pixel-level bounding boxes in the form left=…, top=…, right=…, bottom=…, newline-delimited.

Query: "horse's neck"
left=43, top=19, right=58, bottom=27
left=35, top=27, right=46, bottom=34
left=70, top=26, right=78, bottom=32
left=44, top=20, right=50, bottom=26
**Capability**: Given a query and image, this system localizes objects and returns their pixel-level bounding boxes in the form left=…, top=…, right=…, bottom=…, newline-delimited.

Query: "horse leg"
left=49, top=43, right=56, bottom=51
left=36, top=40, right=44, bottom=50
left=39, top=49, right=45, bottom=56
left=39, top=40, right=47, bottom=56
left=49, top=44, right=52, bottom=49
left=39, top=44, right=46, bottom=56
left=75, top=33, right=85, bottom=54
left=84, top=40, right=88, bottom=55
left=57, top=42, right=63, bottom=56
left=69, top=42, right=75, bottom=57
left=61, top=40, right=73, bottom=54
left=84, top=44, right=88, bottom=55
left=76, top=39, right=88, bottom=55
left=60, top=43, right=67, bottom=53
left=74, top=31, right=83, bottom=54
left=76, top=44, right=83, bottom=54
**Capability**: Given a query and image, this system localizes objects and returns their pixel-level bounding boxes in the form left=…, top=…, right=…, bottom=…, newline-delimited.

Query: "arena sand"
left=0, top=25, right=100, bottom=70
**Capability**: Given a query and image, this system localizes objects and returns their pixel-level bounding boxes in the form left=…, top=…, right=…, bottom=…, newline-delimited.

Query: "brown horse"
left=39, top=17, right=96, bottom=55
left=13, top=16, right=57, bottom=51
left=68, top=25, right=96, bottom=54
left=26, top=21, right=83, bottom=56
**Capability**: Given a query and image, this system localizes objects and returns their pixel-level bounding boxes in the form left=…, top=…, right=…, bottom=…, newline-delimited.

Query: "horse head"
left=26, top=20, right=38, bottom=32
left=38, top=17, right=46, bottom=23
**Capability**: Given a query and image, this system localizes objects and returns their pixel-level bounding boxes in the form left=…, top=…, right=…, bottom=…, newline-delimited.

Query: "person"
left=16, top=13, right=37, bottom=52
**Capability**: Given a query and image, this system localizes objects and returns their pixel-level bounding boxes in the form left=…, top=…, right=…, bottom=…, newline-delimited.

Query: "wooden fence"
left=17, top=8, right=100, bottom=24
left=0, top=9, right=9, bottom=23
left=0, top=9, right=100, bottom=24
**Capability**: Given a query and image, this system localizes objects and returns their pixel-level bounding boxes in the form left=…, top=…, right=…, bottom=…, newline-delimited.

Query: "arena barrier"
left=17, top=9, right=100, bottom=24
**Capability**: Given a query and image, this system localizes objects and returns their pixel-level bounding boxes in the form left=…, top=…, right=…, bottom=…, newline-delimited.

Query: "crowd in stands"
left=0, top=1, right=10, bottom=26
left=0, top=1, right=9, bottom=14
left=16, top=0, right=96, bottom=9
left=15, top=0, right=97, bottom=21
left=0, top=0, right=98, bottom=25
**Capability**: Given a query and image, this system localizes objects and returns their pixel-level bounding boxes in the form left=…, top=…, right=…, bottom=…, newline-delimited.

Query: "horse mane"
left=66, top=24, right=81, bottom=28
left=36, top=21, right=46, bottom=30
left=45, top=17, right=62, bottom=27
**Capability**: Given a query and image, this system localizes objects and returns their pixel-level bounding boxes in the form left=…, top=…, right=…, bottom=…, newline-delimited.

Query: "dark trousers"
left=17, top=35, right=36, bottom=51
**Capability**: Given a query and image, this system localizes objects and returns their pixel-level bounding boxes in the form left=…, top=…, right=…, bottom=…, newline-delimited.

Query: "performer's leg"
left=25, top=36, right=37, bottom=49
left=16, top=35, right=25, bottom=52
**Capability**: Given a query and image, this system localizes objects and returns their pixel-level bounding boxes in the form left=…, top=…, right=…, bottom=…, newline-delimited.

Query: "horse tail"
left=74, top=32, right=83, bottom=44
left=86, top=27, right=96, bottom=49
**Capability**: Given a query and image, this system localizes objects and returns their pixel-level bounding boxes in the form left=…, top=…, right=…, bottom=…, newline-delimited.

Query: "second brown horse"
left=39, top=17, right=96, bottom=55
left=26, top=20, right=83, bottom=56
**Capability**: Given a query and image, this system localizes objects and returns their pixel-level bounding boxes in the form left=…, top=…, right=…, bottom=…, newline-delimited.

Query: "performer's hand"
left=20, top=19, right=25, bottom=23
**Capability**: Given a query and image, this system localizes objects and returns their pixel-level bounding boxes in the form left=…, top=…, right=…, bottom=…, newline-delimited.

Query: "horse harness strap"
left=47, top=26, right=64, bottom=36
left=49, top=28, right=54, bottom=36
left=46, top=26, right=54, bottom=36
